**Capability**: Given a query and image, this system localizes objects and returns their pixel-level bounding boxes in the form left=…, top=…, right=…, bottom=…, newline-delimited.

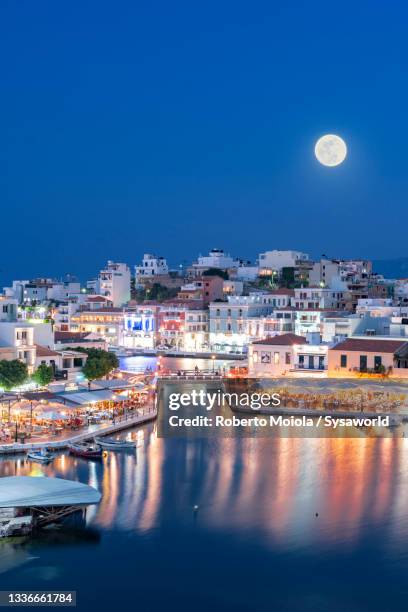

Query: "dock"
left=0, top=476, right=101, bottom=537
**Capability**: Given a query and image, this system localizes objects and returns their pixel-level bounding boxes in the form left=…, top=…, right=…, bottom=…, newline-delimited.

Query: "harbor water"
left=1, top=361, right=408, bottom=610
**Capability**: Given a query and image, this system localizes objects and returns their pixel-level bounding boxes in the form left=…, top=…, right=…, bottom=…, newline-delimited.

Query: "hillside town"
left=0, top=248, right=408, bottom=388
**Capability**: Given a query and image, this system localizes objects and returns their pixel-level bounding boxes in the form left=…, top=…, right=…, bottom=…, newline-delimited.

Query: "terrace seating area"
left=0, top=385, right=153, bottom=445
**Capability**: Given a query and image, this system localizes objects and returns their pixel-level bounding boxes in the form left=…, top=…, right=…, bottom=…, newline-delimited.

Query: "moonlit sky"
left=1, top=1, right=408, bottom=283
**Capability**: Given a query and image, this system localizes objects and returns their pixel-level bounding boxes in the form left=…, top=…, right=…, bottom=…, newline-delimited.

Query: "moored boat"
left=68, top=443, right=103, bottom=459
left=94, top=436, right=135, bottom=450
left=26, top=448, right=54, bottom=463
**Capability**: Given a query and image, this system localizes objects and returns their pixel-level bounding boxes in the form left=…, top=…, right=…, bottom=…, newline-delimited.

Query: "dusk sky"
left=2, top=1, right=408, bottom=284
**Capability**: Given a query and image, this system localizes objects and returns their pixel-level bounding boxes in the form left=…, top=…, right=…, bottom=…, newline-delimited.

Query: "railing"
left=159, top=371, right=223, bottom=381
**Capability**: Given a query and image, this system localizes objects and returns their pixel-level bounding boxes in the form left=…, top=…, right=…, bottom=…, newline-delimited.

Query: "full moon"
left=314, top=134, right=347, bottom=167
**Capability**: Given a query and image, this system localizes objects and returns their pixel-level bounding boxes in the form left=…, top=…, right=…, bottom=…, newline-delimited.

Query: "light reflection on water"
left=2, top=384, right=408, bottom=608
left=2, top=425, right=408, bottom=551
left=119, top=354, right=232, bottom=373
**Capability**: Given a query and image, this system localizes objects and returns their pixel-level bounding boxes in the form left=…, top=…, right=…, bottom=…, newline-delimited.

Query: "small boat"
left=94, top=436, right=135, bottom=450
left=26, top=448, right=54, bottom=463
left=68, top=443, right=103, bottom=459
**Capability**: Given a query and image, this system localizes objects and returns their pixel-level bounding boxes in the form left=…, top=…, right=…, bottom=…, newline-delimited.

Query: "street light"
left=211, top=355, right=216, bottom=373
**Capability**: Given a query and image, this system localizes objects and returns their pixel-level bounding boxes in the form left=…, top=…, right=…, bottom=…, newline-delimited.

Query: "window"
left=2, top=305, right=8, bottom=313
left=340, top=354, right=347, bottom=368
left=216, top=309, right=220, bottom=316
left=374, top=355, right=382, bottom=370
left=261, top=352, right=271, bottom=363
left=227, top=309, right=231, bottom=316
left=285, top=352, right=291, bottom=364
left=274, top=352, right=280, bottom=364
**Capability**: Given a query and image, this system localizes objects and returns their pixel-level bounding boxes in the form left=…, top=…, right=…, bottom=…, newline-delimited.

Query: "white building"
left=234, top=264, right=259, bottom=281
left=321, top=313, right=391, bottom=344
left=122, top=305, right=159, bottom=349
left=390, top=315, right=408, bottom=338
left=309, top=259, right=341, bottom=287
left=395, top=279, right=408, bottom=303
left=98, top=261, right=130, bottom=307
left=3, top=281, right=29, bottom=304
left=248, top=333, right=328, bottom=377
left=258, top=250, right=310, bottom=274
left=355, top=298, right=395, bottom=318
left=135, top=254, right=169, bottom=287
left=190, top=249, right=237, bottom=276
left=293, top=286, right=347, bottom=310
left=0, top=322, right=36, bottom=373
left=0, top=297, right=18, bottom=322
left=209, top=294, right=276, bottom=353
left=182, top=309, right=208, bottom=352
left=47, top=281, right=81, bottom=301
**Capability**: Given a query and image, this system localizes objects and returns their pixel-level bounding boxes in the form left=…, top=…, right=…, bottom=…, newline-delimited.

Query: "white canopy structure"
left=57, top=390, right=124, bottom=406
left=0, top=477, right=101, bottom=508
left=87, top=380, right=144, bottom=391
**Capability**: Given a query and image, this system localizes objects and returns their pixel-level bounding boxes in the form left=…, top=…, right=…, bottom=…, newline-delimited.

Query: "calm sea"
left=1, top=357, right=408, bottom=611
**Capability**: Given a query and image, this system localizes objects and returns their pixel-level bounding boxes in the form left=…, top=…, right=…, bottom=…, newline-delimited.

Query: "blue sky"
left=1, top=1, right=408, bottom=283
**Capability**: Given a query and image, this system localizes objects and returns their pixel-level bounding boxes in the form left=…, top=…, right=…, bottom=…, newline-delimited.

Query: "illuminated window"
left=274, top=352, right=280, bottom=364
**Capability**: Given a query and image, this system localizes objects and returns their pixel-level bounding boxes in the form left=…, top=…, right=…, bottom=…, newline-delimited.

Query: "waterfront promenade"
left=0, top=406, right=157, bottom=455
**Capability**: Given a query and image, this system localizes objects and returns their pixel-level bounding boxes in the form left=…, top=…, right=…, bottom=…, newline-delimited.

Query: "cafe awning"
left=57, top=389, right=125, bottom=406
left=86, top=380, right=144, bottom=391
left=39, top=411, right=70, bottom=421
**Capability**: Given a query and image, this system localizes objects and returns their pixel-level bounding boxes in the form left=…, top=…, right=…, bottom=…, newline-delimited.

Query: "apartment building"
left=135, top=254, right=169, bottom=288
left=209, top=294, right=276, bottom=353
left=70, top=308, right=124, bottom=346
left=98, top=261, right=130, bottom=306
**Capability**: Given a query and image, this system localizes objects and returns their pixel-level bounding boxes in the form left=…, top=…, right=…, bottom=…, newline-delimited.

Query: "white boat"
left=94, top=436, right=135, bottom=450
left=26, top=449, right=55, bottom=463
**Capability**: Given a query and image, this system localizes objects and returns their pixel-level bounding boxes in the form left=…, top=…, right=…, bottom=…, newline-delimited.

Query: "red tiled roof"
left=86, top=296, right=111, bottom=303
left=252, top=333, right=306, bottom=346
left=35, top=344, right=59, bottom=357
left=331, top=338, right=408, bottom=353
left=269, top=288, right=295, bottom=296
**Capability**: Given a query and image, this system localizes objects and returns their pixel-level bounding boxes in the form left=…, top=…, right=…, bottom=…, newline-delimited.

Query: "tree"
left=202, top=268, right=229, bottom=280
left=79, top=348, right=119, bottom=381
left=32, top=363, right=54, bottom=387
left=281, top=267, right=295, bottom=288
left=0, top=360, right=29, bottom=391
